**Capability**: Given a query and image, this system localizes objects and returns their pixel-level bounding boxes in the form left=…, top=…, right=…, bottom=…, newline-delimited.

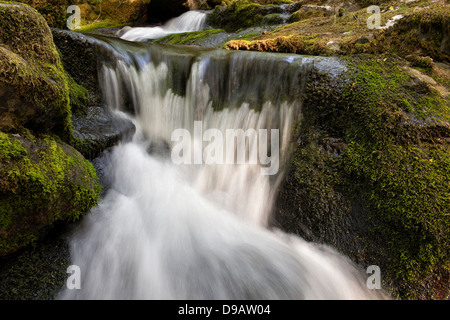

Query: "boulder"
left=17, top=0, right=151, bottom=29
left=51, top=29, right=136, bottom=159
left=207, top=0, right=300, bottom=32
left=0, top=132, right=101, bottom=256
left=0, top=3, right=101, bottom=256
left=275, top=55, right=450, bottom=299
left=0, top=3, right=71, bottom=138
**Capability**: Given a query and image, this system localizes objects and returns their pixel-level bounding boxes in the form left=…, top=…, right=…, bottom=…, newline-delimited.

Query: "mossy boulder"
left=275, top=54, right=450, bottom=299
left=15, top=0, right=150, bottom=30
left=0, top=3, right=101, bottom=256
left=51, top=29, right=100, bottom=97
left=288, top=5, right=333, bottom=23
left=51, top=29, right=136, bottom=159
left=0, top=131, right=101, bottom=256
left=76, top=0, right=150, bottom=31
left=222, top=1, right=448, bottom=66
left=226, top=34, right=332, bottom=55
left=14, top=0, right=70, bottom=29
left=0, top=3, right=72, bottom=139
left=207, top=0, right=296, bottom=32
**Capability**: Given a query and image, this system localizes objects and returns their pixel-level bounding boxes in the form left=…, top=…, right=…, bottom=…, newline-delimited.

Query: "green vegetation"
left=208, top=1, right=264, bottom=32
left=226, top=34, right=333, bottom=55
left=342, top=4, right=450, bottom=63
left=66, top=71, right=91, bottom=116
left=12, top=0, right=70, bottom=29
left=223, top=1, right=449, bottom=65
left=339, top=57, right=449, bottom=298
left=291, top=55, right=450, bottom=299
left=0, top=2, right=101, bottom=256
left=75, top=18, right=127, bottom=32
left=155, top=29, right=226, bottom=45
left=0, top=131, right=101, bottom=256
left=208, top=0, right=293, bottom=32
left=7, top=0, right=150, bottom=31
left=0, top=229, right=70, bottom=300
left=0, top=3, right=73, bottom=139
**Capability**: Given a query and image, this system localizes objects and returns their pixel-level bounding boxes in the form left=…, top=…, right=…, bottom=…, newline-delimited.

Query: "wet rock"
left=208, top=1, right=299, bottom=31
left=72, top=106, right=136, bottom=159
left=0, top=132, right=101, bottom=257
left=51, top=29, right=137, bottom=158
left=51, top=29, right=100, bottom=98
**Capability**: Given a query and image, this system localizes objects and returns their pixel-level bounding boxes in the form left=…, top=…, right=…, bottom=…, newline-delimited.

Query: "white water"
left=120, top=10, right=208, bottom=42
left=58, top=43, right=386, bottom=300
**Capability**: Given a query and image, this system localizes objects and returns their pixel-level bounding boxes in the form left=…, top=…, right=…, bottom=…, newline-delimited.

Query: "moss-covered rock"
left=364, top=5, right=448, bottom=62
left=0, top=2, right=101, bottom=257
left=14, top=0, right=70, bottom=29
left=154, top=28, right=226, bottom=45
left=51, top=29, right=100, bottom=97
left=207, top=2, right=263, bottom=31
left=51, top=29, right=136, bottom=159
left=275, top=54, right=450, bottom=299
left=0, top=222, right=71, bottom=299
left=288, top=5, right=333, bottom=23
left=0, top=131, right=101, bottom=256
left=207, top=0, right=295, bottom=32
left=14, top=0, right=150, bottom=30
left=0, top=3, right=72, bottom=139
left=76, top=0, right=150, bottom=31
left=223, top=1, right=449, bottom=65
left=226, top=34, right=332, bottom=55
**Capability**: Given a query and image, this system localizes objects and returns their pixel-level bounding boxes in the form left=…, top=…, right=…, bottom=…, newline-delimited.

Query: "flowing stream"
left=58, top=33, right=386, bottom=299
left=120, top=10, right=209, bottom=42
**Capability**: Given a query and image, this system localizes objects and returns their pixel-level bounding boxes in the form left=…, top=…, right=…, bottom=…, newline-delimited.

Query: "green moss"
left=223, top=1, right=449, bottom=64
left=208, top=1, right=266, bottom=32
left=65, top=72, right=91, bottom=115
left=0, top=3, right=73, bottom=140
left=0, top=229, right=70, bottom=300
left=0, top=132, right=101, bottom=256
left=226, top=34, right=333, bottom=55
left=284, top=53, right=449, bottom=299
left=154, top=29, right=226, bottom=45
left=10, top=0, right=150, bottom=29
left=336, top=56, right=450, bottom=298
left=76, top=19, right=127, bottom=32
left=0, top=132, right=27, bottom=161
left=412, top=56, right=434, bottom=71
left=343, top=4, right=450, bottom=63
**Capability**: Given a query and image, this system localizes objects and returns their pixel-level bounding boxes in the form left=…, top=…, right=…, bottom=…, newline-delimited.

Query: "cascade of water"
left=120, top=10, right=209, bottom=42
left=58, top=40, right=386, bottom=300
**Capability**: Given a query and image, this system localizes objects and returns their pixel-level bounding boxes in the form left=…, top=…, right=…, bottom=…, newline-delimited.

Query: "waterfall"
left=120, top=10, right=209, bottom=42
left=58, top=40, right=386, bottom=300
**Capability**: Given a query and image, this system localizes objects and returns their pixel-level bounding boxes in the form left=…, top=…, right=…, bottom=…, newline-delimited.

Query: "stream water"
left=120, top=10, right=209, bottom=42
left=58, top=14, right=386, bottom=300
